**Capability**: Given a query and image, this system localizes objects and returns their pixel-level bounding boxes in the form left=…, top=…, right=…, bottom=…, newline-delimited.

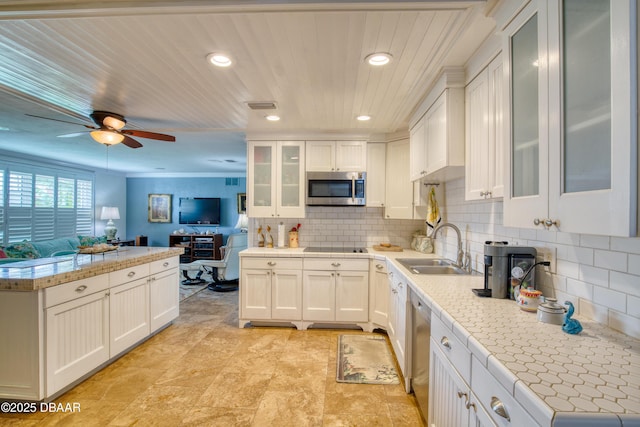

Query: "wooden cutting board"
left=373, top=244, right=403, bottom=252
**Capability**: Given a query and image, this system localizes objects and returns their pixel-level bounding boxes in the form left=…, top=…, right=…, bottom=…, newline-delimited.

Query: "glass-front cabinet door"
left=247, top=142, right=277, bottom=218
left=503, top=1, right=549, bottom=229
left=276, top=141, right=305, bottom=218
left=503, top=0, right=636, bottom=236
left=548, top=0, right=637, bottom=236
left=247, top=140, right=305, bottom=219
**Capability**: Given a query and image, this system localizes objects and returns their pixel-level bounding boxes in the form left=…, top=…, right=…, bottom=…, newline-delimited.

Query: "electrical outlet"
left=540, top=247, right=557, bottom=274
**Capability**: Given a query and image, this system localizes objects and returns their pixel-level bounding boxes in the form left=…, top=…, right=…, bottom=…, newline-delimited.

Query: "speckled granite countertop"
left=240, top=247, right=640, bottom=426
left=0, top=247, right=184, bottom=291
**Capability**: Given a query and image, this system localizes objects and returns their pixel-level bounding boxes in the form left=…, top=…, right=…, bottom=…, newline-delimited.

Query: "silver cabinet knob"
left=490, top=397, right=511, bottom=421
left=440, top=336, right=451, bottom=349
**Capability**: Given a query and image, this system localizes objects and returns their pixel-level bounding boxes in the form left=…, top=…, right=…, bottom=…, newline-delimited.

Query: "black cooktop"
left=304, top=247, right=368, bottom=254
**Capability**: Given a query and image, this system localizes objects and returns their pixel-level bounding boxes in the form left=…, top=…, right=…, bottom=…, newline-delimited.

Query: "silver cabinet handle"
left=490, top=397, right=510, bottom=421
left=375, top=264, right=384, bottom=270
left=440, top=336, right=451, bottom=349
left=544, top=218, right=558, bottom=227
left=267, top=261, right=276, bottom=266
left=75, top=285, right=87, bottom=293
left=162, top=261, right=169, bottom=267
left=467, top=401, right=477, bottom=412
left=457, top=391, right=467, bottom=400
left=331, top=262, right=341, bottom=267
left=533, top=218, right=541, bottom=226
left=127, top=271, right=136, bottom=277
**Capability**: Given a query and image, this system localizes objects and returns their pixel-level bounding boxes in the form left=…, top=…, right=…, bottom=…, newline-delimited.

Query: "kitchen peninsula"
left=0, top=247, right=183, bottom=401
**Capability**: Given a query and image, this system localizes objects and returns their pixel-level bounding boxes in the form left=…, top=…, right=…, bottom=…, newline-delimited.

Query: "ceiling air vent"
left=247, top=101, right=277, bottom=110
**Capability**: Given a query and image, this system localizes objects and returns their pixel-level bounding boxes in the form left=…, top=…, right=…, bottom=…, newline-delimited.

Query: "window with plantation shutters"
left=0, top=163, right=95, bottom=245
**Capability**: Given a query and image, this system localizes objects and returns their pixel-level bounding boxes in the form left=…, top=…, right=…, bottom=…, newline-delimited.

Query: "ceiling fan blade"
left=121, top=129, right=175, bottom=141
left=57, top=131, right=89, bottom=138
left=121, top=135, right=143, bottom=149
left=26, top=113, right=96, bottom=129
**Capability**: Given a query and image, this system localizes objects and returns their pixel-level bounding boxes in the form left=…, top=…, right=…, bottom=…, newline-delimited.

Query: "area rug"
left=179, top=283, right=208, bottom=301
left=337, top=334, right=400, bottom=385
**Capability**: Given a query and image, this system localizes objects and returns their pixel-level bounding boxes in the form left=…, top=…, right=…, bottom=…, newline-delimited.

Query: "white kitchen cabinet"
left=465, top=54, right=505, bottom=201
left=384, top=138, right=413, bottom=219
left=306, top=140, right=366, bottom=172
left=503, top=0, right=637, bottom=236
left=109, top=277, right=150, bottom=357
left=149, top=257, right=180, bottom=332
left=387, top=264, right=409, bottom=378
left=302, top=258, right=369, bottom=325
left=45, top=275, right=110, bottom=396
left=409, top=118, right=427, bottom=181
left=239, top=257, right=303, bottom=325
left=384, top=138, right=428, bottom=220
left=247, top=140, right=305, bottom=219
left=409, top=68, right=465, bottom=183
left=366, top=142, right=386, bottom=207
left=369, top=260, right=388, bottom=328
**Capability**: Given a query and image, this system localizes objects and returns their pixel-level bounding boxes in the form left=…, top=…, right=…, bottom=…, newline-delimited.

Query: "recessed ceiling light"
left=357, top=115, right=371, bottom=121
left=206, top=52, right=232, bottom=67
left=365, top=52, right=392, bottom=66
left=265, top=115, right=280, bottom=121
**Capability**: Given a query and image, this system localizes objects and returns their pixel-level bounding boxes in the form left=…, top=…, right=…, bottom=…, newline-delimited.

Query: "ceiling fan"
left=26, top=110, right=176, bottom=149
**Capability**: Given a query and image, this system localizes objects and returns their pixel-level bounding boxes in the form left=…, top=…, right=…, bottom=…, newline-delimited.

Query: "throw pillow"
left=77, top=235, right=107, bottom=246
left=3, top=241, right=41, bottom=259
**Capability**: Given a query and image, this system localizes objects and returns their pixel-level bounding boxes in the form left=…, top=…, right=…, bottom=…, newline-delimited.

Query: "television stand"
left=169, top=233, right=223, bottom=263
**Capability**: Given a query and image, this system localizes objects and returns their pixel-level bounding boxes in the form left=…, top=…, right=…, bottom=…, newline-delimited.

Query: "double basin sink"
left=396, top=258, right=468, bottom=275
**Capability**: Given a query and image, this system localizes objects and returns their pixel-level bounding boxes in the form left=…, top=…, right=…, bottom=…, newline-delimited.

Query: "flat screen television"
left=179, top=197, right=221, bottom=225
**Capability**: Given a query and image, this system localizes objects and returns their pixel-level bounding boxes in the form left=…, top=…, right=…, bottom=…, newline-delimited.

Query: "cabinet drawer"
left=303, top=258, right=369, bottom=271
left=471, top=357, right=538, bottom=426
left=242, top=257, right=302, bottom=270
left=110, top=264, right=150, bottom=286
left=149, top=257, right=179, bottom=274
left=44, top=274, right=110, bottom=308
left=431, top=314, right=471, bottom=383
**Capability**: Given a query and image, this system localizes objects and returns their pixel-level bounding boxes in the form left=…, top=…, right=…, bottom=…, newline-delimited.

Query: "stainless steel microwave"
left=306, top=171, right=366, bottom=206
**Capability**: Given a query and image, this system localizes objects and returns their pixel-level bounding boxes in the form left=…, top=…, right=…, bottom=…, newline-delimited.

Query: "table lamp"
left=101, top=206, right=120, bottom=240
left=234, top=213, right=248, bottom=232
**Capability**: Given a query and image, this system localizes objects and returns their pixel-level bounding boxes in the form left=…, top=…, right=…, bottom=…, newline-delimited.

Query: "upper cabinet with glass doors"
left=247, top=141, right=305, bottom=219
left=502, top=0, right=637, bottom=236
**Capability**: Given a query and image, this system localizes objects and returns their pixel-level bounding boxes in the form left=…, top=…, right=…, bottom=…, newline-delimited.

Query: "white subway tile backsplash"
left=579, top=300, right=609, bottom=325
left=608, top=310, right=640, bottom=340
left=592, top=286, right=626, bottom=312
left=629, top=254, right=640, bottom=275
left=610, top=236, right=640, bottom=254
left=578, top=265, right=609, bottom=288
left=564, top=246, right=594, bottom=265
left=566, top=278, right=594, bottom=301
left=627, top=295, right=640, bottom=318
left=609, top=271, right=640, bottom=297
left=580, top=234, right=611, bottom=250
left=557, top=260, right=580, bottom=280
left=594, top=250, right=628, bottom=272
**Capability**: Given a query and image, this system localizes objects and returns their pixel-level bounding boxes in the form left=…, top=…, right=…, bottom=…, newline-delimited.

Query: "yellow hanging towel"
left=426, top=186, right=441, bottom=236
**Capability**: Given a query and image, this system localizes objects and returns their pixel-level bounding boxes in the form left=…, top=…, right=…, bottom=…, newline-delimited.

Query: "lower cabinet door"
left=241, top=269, right=272, bottom=319
left=302, top=270, right=335, bottom=321
left=149, top=268, right=180, bottom=332
left=110, top=278, right=150, bottom=357
left=271, top=269, right=302, bottom=320
left=45, top=291, right=110, bottom=396
left=429, top=340, right=470, bottom=427
left=335, top=271, right=368, bottom=322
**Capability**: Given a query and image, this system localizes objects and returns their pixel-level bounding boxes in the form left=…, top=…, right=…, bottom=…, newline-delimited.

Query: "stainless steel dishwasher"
left=410, top=288, right=431, bottom=423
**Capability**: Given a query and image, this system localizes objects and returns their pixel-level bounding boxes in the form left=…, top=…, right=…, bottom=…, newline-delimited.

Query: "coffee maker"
left=473, top=241, right=537, bottom=299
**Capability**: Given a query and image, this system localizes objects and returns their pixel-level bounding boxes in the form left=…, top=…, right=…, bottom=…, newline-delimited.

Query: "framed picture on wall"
left=148, top=194, right=172, bottom=223
left=237, top=193, right=246, bottom=213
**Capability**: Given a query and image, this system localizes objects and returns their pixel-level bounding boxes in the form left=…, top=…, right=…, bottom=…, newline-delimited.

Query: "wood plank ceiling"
left=0, top=1, right=494, bottom=174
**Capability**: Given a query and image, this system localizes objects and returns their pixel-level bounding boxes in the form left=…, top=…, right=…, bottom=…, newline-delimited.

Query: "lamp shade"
left=91, top=130, right=124, bottom=145
left=100, top=206, right=120, bottom=220
left=234, top=213, right=248, bottom=231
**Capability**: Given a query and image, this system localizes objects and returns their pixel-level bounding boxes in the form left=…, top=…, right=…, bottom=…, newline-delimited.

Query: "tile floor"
left=1, top=288, right=424, bottom=426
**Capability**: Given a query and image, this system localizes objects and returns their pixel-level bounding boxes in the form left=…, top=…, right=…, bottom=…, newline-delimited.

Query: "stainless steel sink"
left=396, top=258, right=453, bottom=268
left=396, top=258, right=468, bottom=275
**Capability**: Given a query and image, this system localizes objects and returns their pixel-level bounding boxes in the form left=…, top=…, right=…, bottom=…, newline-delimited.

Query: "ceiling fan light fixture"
left=207, top=52, right=233, bottom=67
left=103, top=115, right=126, bottom=130
left=365, top=52, right=392, bottom=66
left=91, top=130, right=124, bottom=145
